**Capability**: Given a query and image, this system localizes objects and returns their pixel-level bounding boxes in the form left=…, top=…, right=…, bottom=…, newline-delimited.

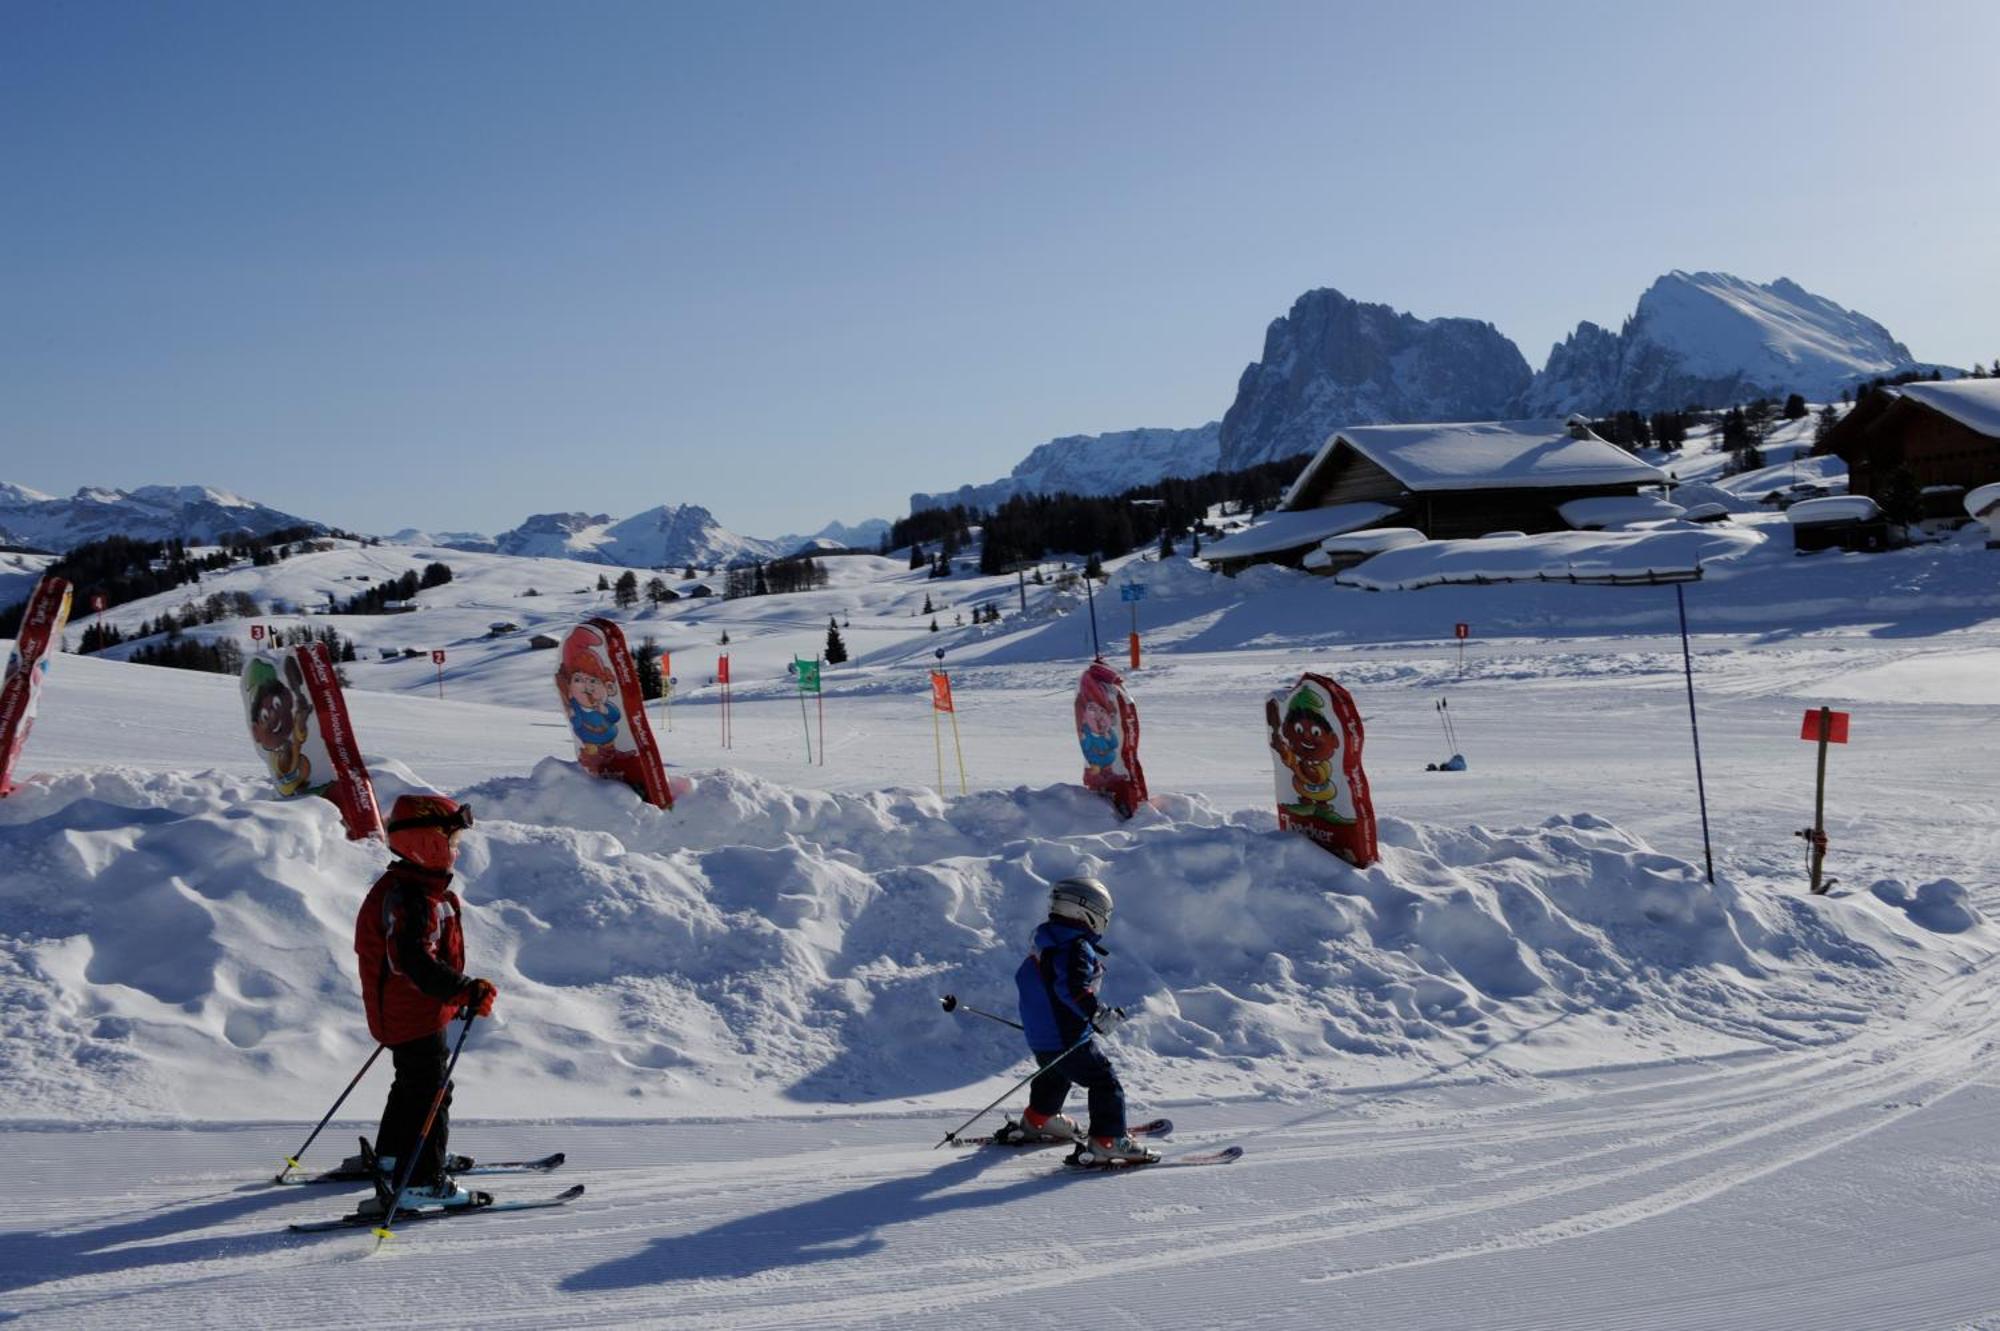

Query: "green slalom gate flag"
left=794, top=658, right=822, bottom=694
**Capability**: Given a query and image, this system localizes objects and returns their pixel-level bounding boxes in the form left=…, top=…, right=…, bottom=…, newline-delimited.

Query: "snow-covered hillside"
left=911, top=423, right=1223, bottom=515
left=0, top=482, right=320, bottom=553
left=4, top=485, right=1999, bottom=1329
left=1524, top=271, right=1938, bottom=415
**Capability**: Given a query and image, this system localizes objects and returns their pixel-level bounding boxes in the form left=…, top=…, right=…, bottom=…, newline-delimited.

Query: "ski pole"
left=940, top=992, right=1023, bottom=1031
left=374, top=1012, right=477, bottom=1242
left=276, top=1043, right=383, bottom=1182
left=935, top=1026, right=1095, bottom=1148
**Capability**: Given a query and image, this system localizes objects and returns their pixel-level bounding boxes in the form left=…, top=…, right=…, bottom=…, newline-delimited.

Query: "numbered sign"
left=1454, top=623, right=1469, bottom=640
left=431, top=650, right=446, bottom=666
left=250, top=624, right=266, bottom=642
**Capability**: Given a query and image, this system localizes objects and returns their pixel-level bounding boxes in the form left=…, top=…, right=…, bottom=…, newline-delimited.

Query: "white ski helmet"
left=1049, top=876, right=1114, bottom=934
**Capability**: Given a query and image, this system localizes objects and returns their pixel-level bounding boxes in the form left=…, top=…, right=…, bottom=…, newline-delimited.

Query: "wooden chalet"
left=1204, top=418, right=1666, bottom=571
left=1820, top=379, right=2000, bottom=521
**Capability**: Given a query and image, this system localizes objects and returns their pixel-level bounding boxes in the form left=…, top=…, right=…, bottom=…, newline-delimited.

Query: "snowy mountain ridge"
left=922, top=272, right=1939, bottom=501
left=1522, top=270, right=1940, bottom=415
left=0, top=482, right=321, bottom=552
left=911, top=423, right=1223, bottom=515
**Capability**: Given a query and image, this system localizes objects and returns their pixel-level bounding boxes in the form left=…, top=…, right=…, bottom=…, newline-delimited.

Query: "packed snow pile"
left=4, top=757, right=1985, bottom=1124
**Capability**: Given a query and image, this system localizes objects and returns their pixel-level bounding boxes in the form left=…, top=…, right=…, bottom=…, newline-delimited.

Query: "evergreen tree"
left=596, top=573, right=610, bottom=592
left=720, top=628, right=730, bottom=645
left=613, top=570, right=640, bottom=608
left=908, top=541, right=926, bottom=570
left=753, top=561, right=769, bottom=597
left=1190, top=530, right=1201, bottom=557
left=1813, top=403, right=1840, bottom=447
left=824, top=617, right=848, bottom=665
left=1159, top=529, right=1175, bottom=559
left=684, top=564, right=697, bottom=580
left=922, top=593, right=934, bottom=615
left=1083, top=552, right=1104, bottom=580
left=635, top=636, right=664, bottom=700
left=929, top=617, right=940, bottom=632
left=1782, top=393, right=1808, bottom=420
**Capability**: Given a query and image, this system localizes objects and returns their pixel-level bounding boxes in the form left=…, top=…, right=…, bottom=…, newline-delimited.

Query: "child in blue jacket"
left=1011, top=876, right=1158, bottom=1165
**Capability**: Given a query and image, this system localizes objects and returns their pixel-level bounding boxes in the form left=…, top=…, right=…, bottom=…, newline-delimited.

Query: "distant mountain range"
left=0, top=483, right=319, bottom=553
left=914, top=270, right=1948, bottom=508
left=391, top=508, right=891, bottom=569
left=910, top=423, right=1223, bottom=514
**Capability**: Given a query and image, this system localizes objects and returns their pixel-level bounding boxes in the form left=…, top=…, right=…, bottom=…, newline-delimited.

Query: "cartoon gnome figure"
left=244, top=655, right=316, bottom=796
left=1267, top=684, right=1355, bottom=823
left=557, top=633, right=622, bottom=758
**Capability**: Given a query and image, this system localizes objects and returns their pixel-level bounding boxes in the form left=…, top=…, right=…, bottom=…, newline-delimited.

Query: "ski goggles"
left=387, top=803, right=475, bottom=835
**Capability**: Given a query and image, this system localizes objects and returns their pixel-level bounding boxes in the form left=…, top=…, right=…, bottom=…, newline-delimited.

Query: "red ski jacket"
left=354, top=860, right=470, bottom=1046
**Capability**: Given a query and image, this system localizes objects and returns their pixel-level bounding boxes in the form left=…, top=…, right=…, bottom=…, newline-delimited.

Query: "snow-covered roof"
left=1558, top=495, right=1687, bottom=530
left=1964, top=482, right=2000, bottom=520
left=1892, top=378, right=2000, bottom=439
left=1336, top=527, right=1761, bottom=591
left=1319, top=526, right=1427, bottom=555
left=1201, top=502, right=1399, bottom=561
left=1787, top=495, right=1883, bottom=526
left=1284, top=420, right=1665, bottom=506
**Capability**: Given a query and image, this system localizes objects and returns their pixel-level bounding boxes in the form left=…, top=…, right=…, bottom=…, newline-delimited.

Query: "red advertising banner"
left=239, top=643, right=383, bottom=839
left=0, top=575, right=74, bottom=797
left=1075, top=659, right=1147, bottom=818
left=1800, top=709, right=1850, bottom=744
left=557, top=620, right=672, bottom=808
left=929, top=671, right=955, bottom=713
left=1265, top=671, right=1378, bottom=868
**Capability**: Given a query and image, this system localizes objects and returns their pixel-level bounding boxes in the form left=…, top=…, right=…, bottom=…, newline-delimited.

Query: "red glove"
left=462, top=978, right=498, bottom=1018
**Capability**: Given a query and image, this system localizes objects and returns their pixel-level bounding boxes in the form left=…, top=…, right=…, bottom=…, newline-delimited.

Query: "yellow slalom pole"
left=949, top=708, right=968, bottom=795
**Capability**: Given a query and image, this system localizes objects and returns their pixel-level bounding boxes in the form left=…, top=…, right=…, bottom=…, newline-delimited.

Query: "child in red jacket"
left=353, top=793, right=496, bottom=1208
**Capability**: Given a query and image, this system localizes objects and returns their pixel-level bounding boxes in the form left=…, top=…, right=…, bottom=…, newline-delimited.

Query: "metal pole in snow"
left=1085, top=567, right=1102, bottom=660
left=1676, top=583, right=1716, bottom=885
left=1809, top=706, right=1832, bottom=894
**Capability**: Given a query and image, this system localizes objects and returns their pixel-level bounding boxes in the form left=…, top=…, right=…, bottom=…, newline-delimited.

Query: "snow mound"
left=0, top=763, right=1978, bottom=1121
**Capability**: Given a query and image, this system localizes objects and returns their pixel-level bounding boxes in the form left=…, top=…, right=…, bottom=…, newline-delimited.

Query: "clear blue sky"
left=5, top=1, right=1996, bottom=539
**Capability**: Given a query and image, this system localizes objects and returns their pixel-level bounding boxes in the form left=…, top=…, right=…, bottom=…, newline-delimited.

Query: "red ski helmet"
left=386, top=793, right=473, bottom=871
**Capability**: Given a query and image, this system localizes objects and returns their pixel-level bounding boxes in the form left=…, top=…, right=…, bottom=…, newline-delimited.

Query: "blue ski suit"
left=1015, top=917, right=1127, bottom=1138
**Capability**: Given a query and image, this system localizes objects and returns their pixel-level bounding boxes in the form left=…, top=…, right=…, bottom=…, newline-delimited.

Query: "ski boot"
left=1076, top=1133, right=1161, bottom=1167
left=994, top=1110, right=1082, bottom=1146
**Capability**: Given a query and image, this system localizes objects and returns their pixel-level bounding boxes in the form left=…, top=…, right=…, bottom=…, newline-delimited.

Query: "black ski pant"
left=375, top=1029, right=452, bottom=1185
left=1027, top=1040, right=1126, bottom=1139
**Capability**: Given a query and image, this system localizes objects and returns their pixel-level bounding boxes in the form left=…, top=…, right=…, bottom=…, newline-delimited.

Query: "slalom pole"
left=816, top=672, right=825, bottom=768
left=948, top=706, right=968, bottom=795
left=936, top=1026, right=1096, bottom=1148
left=795, top=674, right=813, bottom=762
left=275, top=1043, right=383, bottom=1182
left=1676, top=583, right=1716, bottom=885
left=940, top=993, right=1024, bottom=1031
left=373, top=1012, right=477, bottom=1243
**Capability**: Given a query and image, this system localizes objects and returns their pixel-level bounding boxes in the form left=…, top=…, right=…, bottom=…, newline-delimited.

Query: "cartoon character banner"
left=0, top=575, right=73, bottom=798
left=1075, top=659, right=1147, bottom=818
left=240, top=642, right=383, bottom=839
left=1265, top=671, right=1377, bottom=868
left=557, top=618, right=672, bottom=808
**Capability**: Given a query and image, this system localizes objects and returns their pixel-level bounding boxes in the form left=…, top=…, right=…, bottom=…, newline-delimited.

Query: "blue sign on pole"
left=1119, top=583, right=1146, bottom=603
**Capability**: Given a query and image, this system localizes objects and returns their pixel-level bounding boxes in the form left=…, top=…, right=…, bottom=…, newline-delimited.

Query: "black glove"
left=1091, top=1005, right=1125, bottom=1035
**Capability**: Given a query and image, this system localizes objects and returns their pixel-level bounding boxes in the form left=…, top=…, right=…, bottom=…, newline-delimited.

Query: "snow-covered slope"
left=911, top=423, right=1223, bottom=515
left=0, top=482, right=321, bottom=552
left=1525, top=272, right=1939, bottom=415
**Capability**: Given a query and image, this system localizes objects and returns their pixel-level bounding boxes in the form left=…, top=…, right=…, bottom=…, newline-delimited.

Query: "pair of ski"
left=286, top=1140, right=582, bottom=1234
left=956, top=1117, right=1243, bottom=1170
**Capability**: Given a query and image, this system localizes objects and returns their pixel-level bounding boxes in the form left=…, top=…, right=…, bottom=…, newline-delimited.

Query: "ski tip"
left=557, top=1184, right=586, bottom=1201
